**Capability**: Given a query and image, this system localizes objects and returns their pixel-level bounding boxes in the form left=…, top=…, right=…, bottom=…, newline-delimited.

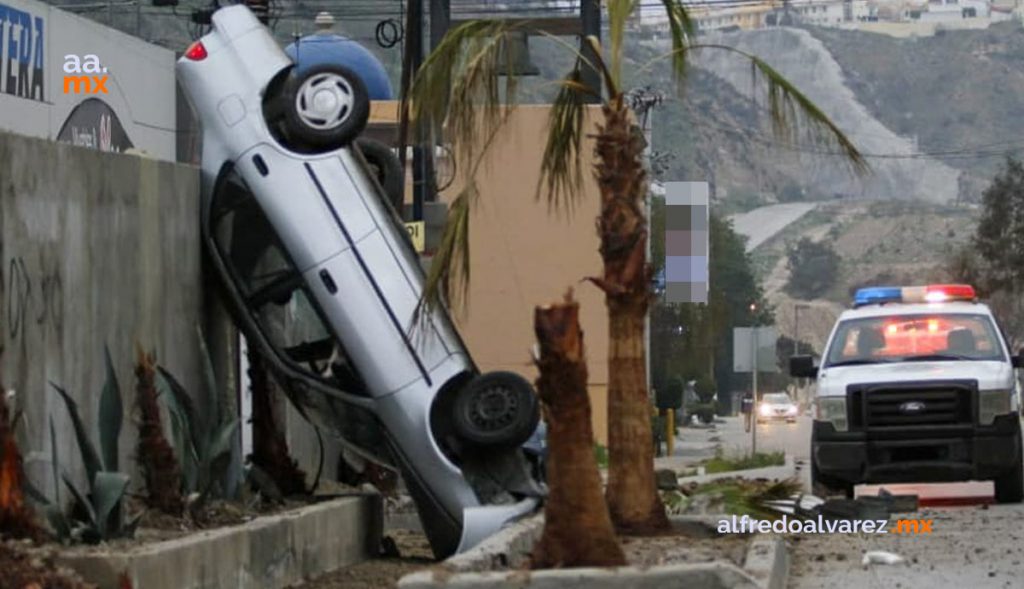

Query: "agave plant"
left=45, top=347, right=139, bottom=544
left=153, top=327, right=241, bottom=512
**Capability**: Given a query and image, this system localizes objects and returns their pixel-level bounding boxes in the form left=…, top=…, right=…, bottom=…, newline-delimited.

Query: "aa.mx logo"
left=62, top=54, right=107, bottom=94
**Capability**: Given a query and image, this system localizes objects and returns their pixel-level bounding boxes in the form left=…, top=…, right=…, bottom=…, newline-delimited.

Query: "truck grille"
left=848, top=383, right=975, bottom=429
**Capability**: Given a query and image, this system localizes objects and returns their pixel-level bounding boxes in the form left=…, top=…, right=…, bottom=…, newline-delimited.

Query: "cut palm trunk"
left=249, top=349, right=307, bottom=496
left=592, top=101, right=669, bottom=533
left=0, top=383, right=42, bottom=541
left=531, top=289, right=626, bottom=569
left=136, top=349, right=185, bottom=515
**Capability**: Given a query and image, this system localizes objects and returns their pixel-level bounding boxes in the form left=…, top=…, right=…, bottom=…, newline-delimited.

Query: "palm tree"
left=408, top=0, right=866, bottom=534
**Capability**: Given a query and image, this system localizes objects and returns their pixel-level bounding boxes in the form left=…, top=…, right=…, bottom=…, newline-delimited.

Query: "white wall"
left=0, top=0, right=175, bottom=161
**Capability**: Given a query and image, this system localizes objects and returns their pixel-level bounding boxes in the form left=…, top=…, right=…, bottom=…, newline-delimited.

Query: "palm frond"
left=606, top=0, right=639, bottom=85
left=537, top=65, right=591, bottom=210
left=409, top=19, right=519, bottom=167
left=693, top=43, right=868, bottom=175
left=659, top=0, right=695, bottom=91
left=419, top=187, right=473, bottom=321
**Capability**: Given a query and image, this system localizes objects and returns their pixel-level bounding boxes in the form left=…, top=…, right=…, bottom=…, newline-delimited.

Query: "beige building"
left=371, top=103, right=613, bottom=443
left=439, top=106, right=612, bottom=444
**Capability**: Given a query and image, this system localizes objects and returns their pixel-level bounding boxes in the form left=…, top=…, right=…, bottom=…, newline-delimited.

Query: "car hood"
left=818, top=360, right=1013, bottom=396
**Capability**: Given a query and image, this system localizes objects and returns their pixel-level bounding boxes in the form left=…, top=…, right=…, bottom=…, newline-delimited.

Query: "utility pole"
left=580, top=0, right=602, bottom=102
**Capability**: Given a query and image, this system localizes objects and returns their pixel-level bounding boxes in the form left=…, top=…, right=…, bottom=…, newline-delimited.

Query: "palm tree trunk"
left=532, top=290, right=626, bottom=569
left=593, top=101, right=669, bottom=533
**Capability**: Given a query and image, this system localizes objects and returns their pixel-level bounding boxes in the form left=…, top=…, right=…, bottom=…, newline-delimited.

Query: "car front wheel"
left=282, top=64, right=370, bottom=150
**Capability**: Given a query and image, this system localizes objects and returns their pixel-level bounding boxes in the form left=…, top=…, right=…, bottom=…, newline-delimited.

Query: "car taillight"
left=184, top=41, right=207, bottom=61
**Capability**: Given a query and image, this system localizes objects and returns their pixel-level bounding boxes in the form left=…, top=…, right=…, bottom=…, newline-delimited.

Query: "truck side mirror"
left=790, top=355, right=818, bottom=378
left=1014, top=348, right=1024, bottom=369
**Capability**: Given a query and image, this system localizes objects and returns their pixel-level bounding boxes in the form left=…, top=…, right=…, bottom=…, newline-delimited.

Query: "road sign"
left=733, top=326, right=778, bottom=373
left=404, top=221, right=425, bottom=253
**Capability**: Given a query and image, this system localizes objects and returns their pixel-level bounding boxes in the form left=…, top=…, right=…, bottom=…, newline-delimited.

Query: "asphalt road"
left=726, top=203, right=819, bottom=252
left=714, top=412, right=814, bottom=491
left=714, top=414, right=1024, bottom=588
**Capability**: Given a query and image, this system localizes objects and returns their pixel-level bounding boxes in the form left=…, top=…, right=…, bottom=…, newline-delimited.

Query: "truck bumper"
left=812, top=414, right=1022, bottom=485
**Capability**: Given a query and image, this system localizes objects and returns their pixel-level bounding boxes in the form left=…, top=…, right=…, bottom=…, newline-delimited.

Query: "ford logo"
left=899, top=401, right=926, bottom=414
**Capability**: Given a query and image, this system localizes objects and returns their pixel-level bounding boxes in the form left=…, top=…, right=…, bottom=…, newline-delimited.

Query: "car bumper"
left=812, top=415, right=1022, bottom=485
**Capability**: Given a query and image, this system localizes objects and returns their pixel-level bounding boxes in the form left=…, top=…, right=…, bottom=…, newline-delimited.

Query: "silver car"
left=177, top=5, right=543, bottom=557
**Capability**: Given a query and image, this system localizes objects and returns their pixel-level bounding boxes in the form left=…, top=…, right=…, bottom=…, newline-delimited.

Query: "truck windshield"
left=825, top=313, right=1006, bottom=367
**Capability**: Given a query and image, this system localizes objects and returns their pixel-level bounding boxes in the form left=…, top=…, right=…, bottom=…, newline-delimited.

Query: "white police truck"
left=790, top=284, right=1024, bottom=502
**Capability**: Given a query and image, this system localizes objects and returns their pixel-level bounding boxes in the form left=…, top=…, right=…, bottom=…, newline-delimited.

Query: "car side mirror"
left=1014, top=348, right=1024, bottom=369
left=790, top=355, right=818, bottom=378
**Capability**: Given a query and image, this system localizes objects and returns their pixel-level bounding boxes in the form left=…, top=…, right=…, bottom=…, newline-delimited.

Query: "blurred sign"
left=664, top=181, right=709, bottom=303
left=404, top=221, right=425, bottom=253
left=733, top=327, right=778, bottom=372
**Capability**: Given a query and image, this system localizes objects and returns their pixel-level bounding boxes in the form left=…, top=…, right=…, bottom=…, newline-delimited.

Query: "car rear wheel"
left=282, top=64, right=369, bottom=149
left=453, top=372, right=539, bottom=448
left=356, top=138, right=404, bottom=212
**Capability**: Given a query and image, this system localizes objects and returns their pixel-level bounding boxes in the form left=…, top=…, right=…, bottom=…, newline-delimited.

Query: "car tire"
left=282, top=64, right=370, bottom=150
left=453, top=371, right=540, bottom=448
left=357, top=138, right=404, bottom=212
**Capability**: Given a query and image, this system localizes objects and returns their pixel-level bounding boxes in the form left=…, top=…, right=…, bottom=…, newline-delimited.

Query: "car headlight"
left=759, top=404, right=772, bottom=417
left=979, top=389, right=1012, bottom=425
left=786, top=405, right=799, bottom=415
left=815, top=397, right=848, bottom=432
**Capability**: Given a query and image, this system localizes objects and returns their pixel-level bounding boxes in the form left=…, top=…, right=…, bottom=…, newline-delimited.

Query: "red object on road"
left=855, top=481, right=994, bottom=507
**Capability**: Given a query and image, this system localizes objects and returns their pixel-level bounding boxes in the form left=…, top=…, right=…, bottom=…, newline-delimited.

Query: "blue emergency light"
left=852, top=284, right=976, bottom=308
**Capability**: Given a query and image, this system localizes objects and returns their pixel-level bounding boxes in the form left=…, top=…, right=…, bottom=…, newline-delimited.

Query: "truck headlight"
left=979, top=389, right=1012, bottom=425
left=815, top=397, right=848, bottom=432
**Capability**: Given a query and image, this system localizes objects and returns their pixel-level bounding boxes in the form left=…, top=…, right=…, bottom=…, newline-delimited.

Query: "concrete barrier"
left=58, top=496, right=383, bottom=589
left=398, top=516, right=789, bottom=589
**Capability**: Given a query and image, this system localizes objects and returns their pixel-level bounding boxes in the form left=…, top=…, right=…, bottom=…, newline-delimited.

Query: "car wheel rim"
left=295, top=72, right=355, bottom=131
left=467, top=386, right=519, bottom=433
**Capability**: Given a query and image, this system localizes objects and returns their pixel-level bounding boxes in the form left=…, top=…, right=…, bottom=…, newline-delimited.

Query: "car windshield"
left=763, top=393, right=792, bottom=404
left=825, top=313, right=1005, bottom=367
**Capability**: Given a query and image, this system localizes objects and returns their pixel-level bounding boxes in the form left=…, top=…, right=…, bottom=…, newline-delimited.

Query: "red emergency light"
left=923, top=284, right=976, bottom=303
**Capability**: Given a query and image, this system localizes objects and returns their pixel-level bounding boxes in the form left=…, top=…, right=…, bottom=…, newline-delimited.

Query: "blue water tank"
left=285, top=24, right=394, bottom=101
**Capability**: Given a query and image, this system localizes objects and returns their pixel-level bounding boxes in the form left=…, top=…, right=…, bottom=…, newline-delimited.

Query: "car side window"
left=210, top=167, right=367, bottom=395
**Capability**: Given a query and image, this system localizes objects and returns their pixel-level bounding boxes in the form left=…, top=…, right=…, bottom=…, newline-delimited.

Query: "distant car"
left=758, top=392, right=799, bottom=424
left=176, top=5, right=542, bottom=558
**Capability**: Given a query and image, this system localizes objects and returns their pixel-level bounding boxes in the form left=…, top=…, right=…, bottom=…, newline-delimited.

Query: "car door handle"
left=319, top=269, right=338, bottom=294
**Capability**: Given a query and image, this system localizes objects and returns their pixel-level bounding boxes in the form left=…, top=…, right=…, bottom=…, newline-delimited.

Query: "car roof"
left=837, top=301, right=994, bottom=321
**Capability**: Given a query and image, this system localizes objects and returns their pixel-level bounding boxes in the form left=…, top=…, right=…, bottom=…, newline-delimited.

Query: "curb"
left=399, top=515, right=792, bottom=589
left=744, top=536, right=790, bottom=589
left=57, top=495, right=382, bottom=589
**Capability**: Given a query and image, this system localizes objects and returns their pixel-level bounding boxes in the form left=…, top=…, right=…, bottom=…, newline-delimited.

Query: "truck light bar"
left=853, top=284, right=976, bottom=308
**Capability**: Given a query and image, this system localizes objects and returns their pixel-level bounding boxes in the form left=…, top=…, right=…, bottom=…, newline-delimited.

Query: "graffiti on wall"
left=6, top=255, right=63, bottom=340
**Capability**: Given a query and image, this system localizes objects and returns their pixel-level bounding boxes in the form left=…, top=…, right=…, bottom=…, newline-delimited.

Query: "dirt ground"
left=290, top=530, right=434, bottom=589
left=619, top=520, right=750, bottom=567
left=292, top=519, right=750, bottom=588
left=0, top=541, right=95, bottom=589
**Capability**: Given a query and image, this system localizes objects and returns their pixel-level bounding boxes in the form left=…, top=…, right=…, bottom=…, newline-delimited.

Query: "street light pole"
left=793, top=302, right=810, bottom=405
left=750, top=303, right=758, bottom=455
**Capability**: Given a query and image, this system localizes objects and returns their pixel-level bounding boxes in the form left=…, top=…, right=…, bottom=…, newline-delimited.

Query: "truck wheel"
left=811, top=459, right=853, bottom=499
left=453, top=372, right=539, bottom=448
left=356, top=138, right=404, bottom=212
left=995, top=462, right=1023, bottom=503
left=282, top=64, right=370, bottom=150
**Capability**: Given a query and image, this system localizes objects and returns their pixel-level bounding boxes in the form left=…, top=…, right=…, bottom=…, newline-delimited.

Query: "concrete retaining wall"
left=58, top=496, right=383, bottom=589
left=0, top=131, right=205, bottom=492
